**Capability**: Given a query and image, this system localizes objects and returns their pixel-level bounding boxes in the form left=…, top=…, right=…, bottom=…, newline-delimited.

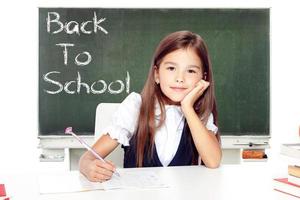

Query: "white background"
left=0, top=0, right=299, bottom=172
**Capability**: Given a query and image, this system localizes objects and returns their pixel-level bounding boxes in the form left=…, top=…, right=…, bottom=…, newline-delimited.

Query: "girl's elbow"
left=206, top=162, right=220, bottom=169
left=204, top=155, right=222, bottom=168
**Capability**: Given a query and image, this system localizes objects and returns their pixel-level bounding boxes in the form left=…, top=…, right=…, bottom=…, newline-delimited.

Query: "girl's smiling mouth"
left=170, top=87, right=188, bottom=92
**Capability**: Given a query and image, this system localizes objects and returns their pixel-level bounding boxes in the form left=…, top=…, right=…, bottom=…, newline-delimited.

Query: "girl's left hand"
left=181, top=80, right=210, bottom=110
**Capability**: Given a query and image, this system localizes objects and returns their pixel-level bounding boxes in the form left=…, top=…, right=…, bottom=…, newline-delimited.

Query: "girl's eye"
left=167, top=66, right=175, bottom=71
left=187, top=69, right=196, bottom=73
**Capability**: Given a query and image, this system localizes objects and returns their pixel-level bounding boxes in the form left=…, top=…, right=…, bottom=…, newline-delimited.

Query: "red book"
left=0, top=184, right=6, bottom=197
left=273, top=178, right=300, bottom=198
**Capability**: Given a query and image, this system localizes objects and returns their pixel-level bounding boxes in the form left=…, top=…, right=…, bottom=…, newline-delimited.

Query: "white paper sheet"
left=102, top=170, right=168, bottom=190
left=38, top=171, right=103, bottom=194
left=38, top=170, right=168, bottom=194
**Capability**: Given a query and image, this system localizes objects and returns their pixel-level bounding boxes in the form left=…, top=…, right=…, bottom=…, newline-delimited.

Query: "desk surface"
left=0, top=163, right=297, bottom=200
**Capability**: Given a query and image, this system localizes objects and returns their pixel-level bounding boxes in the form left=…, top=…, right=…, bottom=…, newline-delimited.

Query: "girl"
left=79, top=30, right=222, bottom=182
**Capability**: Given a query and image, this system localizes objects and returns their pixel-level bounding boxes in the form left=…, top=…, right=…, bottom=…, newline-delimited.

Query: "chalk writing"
left=42, top=11, right=130, bottom=96
left=47, top=12, right=108, bottom=35
left=43, top=71, right=130, bottom=95
left=56, top=43, right=92, bottom=66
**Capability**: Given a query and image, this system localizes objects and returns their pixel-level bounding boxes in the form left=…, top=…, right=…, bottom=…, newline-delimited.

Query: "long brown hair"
left=135, top=30, right=219, bottom=167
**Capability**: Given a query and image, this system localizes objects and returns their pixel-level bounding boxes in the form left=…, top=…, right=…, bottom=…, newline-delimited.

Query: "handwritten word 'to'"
left=56, top=43, right=92, bottom=66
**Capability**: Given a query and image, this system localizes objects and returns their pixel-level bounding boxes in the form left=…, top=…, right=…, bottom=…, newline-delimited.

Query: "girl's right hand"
left=79, top=134, right=120, bottom=182
left=84, top=159, right=116, bottom=182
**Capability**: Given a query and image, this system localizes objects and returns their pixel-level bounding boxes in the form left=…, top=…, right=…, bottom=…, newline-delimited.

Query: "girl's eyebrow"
left=187, top=65, right=201, bottom=69
left=163, top=61, right=178, bottom=66
left=163, top=61, right=201, bottom=69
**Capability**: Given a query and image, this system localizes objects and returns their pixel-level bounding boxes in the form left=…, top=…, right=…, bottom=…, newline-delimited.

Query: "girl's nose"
left=175, top=72, right=184, bottom=83
left=176, top=79, right=183, bottom=83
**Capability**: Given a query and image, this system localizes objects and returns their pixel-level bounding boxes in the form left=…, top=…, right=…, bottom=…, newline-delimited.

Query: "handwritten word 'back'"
left=47, top=12, right=108, bottom=35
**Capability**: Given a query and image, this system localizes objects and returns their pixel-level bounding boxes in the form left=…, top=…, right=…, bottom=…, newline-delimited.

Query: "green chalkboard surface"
left=39, top=8, right=270, bottom=136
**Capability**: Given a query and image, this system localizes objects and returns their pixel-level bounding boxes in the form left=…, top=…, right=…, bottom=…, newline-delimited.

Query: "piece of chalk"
left=0, top=184, right=6, bottom=197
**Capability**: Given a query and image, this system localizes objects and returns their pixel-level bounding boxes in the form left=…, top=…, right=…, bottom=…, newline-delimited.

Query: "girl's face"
left=155, top=48, right=204, bottom=104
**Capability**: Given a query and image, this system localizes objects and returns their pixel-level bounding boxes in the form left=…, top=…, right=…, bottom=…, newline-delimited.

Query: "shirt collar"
left=155, top=100, right=183, bottom=117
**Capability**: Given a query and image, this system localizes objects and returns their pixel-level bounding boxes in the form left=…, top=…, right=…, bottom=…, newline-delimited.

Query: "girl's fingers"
left=98, top=165, right=114, bottom=177
left=201, top=84, right=210, bottom=93
left=93, top=172, right=111, bottom=182
left=90, top=160, right=115, bottom=182
left=199, top=80, right=210, bottom=88
left=194, top=80, right=209, bottom=95
left=95, top=168, right=113, bottom=179
left=181, top=80, right=210, bottom=107
left=106, top=160, right=116, bottom=170
left=94, top=159, right=116, bottom=172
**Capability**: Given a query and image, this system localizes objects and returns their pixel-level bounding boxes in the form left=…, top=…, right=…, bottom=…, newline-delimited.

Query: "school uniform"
left=103, top=92, right=218, bottom=168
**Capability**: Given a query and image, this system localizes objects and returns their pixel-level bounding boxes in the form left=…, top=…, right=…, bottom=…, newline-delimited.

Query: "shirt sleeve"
left=205, top=113, right=218, bottom=134
left=102, top=92, right=141, bottom=146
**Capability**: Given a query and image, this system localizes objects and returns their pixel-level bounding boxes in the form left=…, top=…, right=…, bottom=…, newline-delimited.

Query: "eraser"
left=242, top=150, right=265, bottom=159
left=0, top=184, right=6, bottom=197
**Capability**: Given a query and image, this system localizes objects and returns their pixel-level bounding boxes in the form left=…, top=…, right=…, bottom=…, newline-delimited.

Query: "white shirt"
left=103, top=92, right=218, bottom=166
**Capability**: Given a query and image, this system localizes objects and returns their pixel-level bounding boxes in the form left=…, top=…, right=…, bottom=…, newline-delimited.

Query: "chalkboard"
left=39, top=8, right=270, bottom=136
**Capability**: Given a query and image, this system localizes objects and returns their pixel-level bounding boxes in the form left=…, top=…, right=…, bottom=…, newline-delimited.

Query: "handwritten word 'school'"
left=43, top=71, right=131, bottom=95
left=47, top=12, right=108, bottom=35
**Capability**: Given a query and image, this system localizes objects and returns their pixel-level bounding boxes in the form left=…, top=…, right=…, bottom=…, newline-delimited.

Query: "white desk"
left=0, top=163, right=296, bottom=200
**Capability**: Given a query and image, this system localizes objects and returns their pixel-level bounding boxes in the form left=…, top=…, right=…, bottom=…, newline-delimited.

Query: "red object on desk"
left=0, top=184, right=6, bottom=197
left=273, top=178, right=300, bottom=198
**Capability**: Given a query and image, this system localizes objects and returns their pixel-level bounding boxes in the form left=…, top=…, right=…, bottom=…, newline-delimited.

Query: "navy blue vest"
left=122, top=122, right=199, bottom=168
